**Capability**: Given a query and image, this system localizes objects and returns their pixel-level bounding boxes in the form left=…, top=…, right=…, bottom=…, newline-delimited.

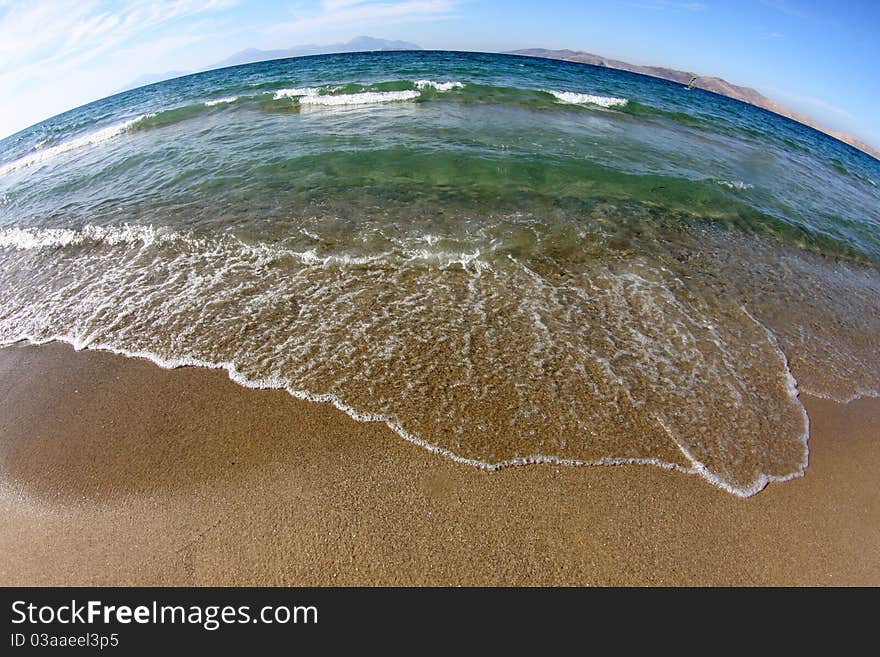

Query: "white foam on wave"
left=717, top=179, right=754, bottom=190
left=294, top=248, right=389, bottom=267
left=204, top=96, right=239, bottom=106
left=414, top=80, right=464, bottom=92
left=0, top=115, right=153, bottom=177
left=300, top=90, right=420, bottom=106
left=272, top=87, right=319, bottom=100
left=0, top=223, right=389, bottom=271
left=0, top=223, right=499, bottom=280
left=0, top=224, right=176, bottom=250
left=547, top=90, right=629, bottom=108
left=0, top=224, right=827, bottom=498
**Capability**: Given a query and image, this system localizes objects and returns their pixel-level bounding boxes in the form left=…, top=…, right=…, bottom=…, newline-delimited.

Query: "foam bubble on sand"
left=547, top=90, right=629, bottom=108
left=0, top=115, right=153, bottom=176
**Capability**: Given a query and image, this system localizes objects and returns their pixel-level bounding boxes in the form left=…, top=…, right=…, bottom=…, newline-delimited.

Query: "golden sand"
left=0, top=341, right=877, bottom=585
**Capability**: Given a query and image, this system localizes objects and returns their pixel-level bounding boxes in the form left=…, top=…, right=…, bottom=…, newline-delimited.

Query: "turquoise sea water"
left=1, top=51, right=878, bottom=495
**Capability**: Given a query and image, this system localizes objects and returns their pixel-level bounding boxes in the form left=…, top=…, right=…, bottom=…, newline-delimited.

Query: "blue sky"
left=1, top=0, right=878, bottom=146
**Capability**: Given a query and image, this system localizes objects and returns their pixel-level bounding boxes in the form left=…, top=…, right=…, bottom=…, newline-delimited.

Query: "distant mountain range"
left=213, top=36, right=421, bottom=68
left=509, top=48, right=879, bottom=160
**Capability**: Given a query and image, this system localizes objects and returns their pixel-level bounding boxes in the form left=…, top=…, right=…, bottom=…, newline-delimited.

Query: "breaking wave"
left=0, top=114, right=153, bottom=176
left=546, top=90, right=629, bottom=108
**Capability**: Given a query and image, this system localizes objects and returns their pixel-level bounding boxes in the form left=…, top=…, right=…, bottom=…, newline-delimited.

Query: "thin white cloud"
left=0, top=0, right=235, bottom=71
left=0, top=0, right=237, bottom=137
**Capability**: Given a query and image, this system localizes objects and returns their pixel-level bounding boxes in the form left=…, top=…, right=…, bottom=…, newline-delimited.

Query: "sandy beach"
left=0, top=340, right=877, bottom=586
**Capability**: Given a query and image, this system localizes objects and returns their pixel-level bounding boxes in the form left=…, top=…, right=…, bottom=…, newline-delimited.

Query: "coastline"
left=507, top=49, right=880, bottom=162
left=1, top=340, right=878, bottom=585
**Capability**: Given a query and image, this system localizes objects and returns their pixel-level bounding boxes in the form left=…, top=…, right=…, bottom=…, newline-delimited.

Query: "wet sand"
left=0, top=340, right=877, bottom=585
